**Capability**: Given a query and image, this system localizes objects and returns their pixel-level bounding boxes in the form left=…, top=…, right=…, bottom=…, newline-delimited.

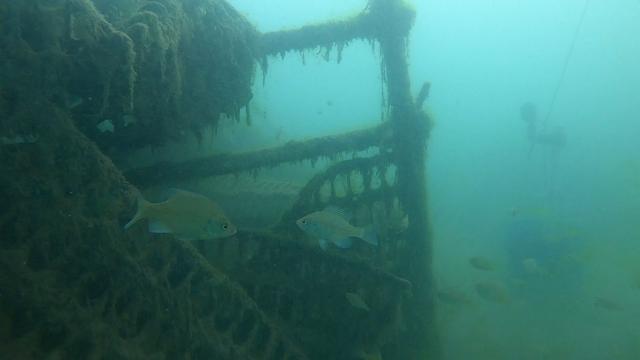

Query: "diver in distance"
left=520, top=102, right=567, bottom=156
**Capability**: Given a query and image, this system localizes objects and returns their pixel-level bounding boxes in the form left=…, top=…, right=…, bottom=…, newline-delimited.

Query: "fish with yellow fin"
left=125, top=189, right=236, bottom=240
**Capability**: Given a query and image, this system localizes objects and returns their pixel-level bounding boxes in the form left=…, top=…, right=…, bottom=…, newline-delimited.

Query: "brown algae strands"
left=469, top=256, right=496, bottom=271
left=296, top=206, right=378, bottom=250
left=125, top=189, right=237, bottom=240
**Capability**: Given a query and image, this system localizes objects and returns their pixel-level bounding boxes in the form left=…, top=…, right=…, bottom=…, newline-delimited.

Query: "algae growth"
left=1, top=0, right=437, bottom=359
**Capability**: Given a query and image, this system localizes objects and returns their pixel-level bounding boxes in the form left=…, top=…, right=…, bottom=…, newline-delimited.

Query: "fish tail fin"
left=360, top=226, right=378, bottom=246
left=124, top=193, right=150, bottom=230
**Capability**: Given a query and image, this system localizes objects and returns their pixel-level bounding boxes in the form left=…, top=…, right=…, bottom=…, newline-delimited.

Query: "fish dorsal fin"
left=323, top=206, right=351, bottom=220
left=165, top=188, right=201, bottom=200
left=164, top=188, right=213, bottom=207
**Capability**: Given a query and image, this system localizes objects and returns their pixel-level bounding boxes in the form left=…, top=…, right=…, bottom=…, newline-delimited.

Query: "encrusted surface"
left=0, top=106, right=307, bottom=359
left=0, top=0, right=256, bottom=155
left=1, top=1, right=436, bottom=359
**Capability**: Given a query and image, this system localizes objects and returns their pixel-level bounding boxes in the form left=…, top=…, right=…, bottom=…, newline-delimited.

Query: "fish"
left=633, top=273, right=640, bottom=290
left=275, top=126, right=284, bottom=140
left=522, top=258, right=547, bottom=276
left=345, top=292, right=370, bottom=312
left=594, top=297, right=623, bottom=311
left=296, top=206, right=378, bottom=250
left=1, top=134, right=39, bottom=145
left=64, top=94, right=84, bottom=109
left=469, top=256, right=495, bottom=271
left=370, top=201, right=408, bottom=238
left=97, top=119, right=114, bottom=133
left=124, top=189, right=237, bottom=241
left=475, top=281, right=509, bottom=304
left=436, top=288, right=473, bottom=306
left=122, top=114, right=137, bottom=127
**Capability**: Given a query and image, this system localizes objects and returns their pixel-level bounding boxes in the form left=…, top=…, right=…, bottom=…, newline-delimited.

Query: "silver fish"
left=296, top=207, right=377, bottom=250
left=345, top=292, right=370, bottom=312
left=469, top=256, right=495, bottom=271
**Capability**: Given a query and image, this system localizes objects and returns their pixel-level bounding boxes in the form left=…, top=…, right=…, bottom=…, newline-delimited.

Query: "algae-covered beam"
left=260, top=14, right=372, bottom=56
left=125, top=123, right=389, bottom=188
left=376, top=0, right=437, bottom=359
left=280, top=154, right=394, bottom=223
left=259, top=0, right=415, bottom=57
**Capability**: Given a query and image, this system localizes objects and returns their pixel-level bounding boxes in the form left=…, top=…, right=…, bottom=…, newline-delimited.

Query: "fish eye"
left=301, top=219, right=307, bottom=224
left=222, top=223, right=228, bottom=230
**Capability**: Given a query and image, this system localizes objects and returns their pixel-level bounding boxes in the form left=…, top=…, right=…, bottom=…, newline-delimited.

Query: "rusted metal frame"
left=377, top=3, right=437, bottom=359
left=279, top=153, right=394, bottom=222
left=260, top=13, right=374, bottom=57
left=124, top=122, right=388, bottom=188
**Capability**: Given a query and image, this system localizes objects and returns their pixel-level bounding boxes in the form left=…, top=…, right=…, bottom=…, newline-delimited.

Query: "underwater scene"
left=1, top=0, right=639, bottom=359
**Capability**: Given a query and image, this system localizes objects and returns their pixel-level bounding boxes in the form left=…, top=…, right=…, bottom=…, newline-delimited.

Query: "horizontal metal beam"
left=260, top=14, right=373, bottom=57
left=259, top=0, right=415, bottom=57
left=124, top=123, right=388, bottom=188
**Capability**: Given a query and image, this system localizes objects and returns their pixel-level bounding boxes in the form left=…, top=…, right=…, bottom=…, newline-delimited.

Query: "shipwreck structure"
left=0, top=0, right=437, bottom=358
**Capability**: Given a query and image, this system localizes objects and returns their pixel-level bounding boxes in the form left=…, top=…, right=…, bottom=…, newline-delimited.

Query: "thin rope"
left=542, top=0, right=591, bottom=129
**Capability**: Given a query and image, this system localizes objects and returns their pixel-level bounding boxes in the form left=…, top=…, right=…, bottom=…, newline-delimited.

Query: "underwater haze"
left=230, top=0, right=640, bottom=358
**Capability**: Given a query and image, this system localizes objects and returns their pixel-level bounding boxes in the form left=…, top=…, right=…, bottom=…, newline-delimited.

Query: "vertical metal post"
left=376, top=0, right=438, bottom=358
